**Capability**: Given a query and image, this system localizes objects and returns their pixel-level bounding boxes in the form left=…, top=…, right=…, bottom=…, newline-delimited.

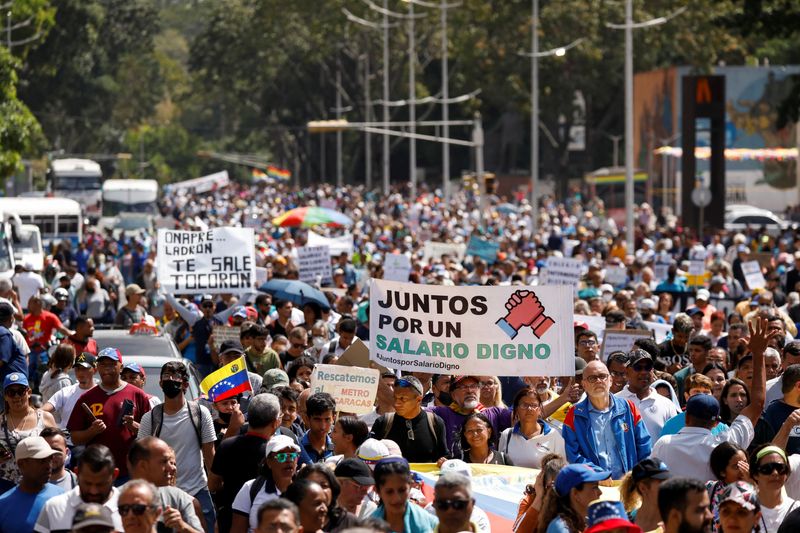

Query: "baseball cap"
left=200, top=294, right=214, bottom=304
left=719, top=481, right=760, bottom=512
left=232, top=306, right=248, bottom=319
left=54, top=288, right=70, bottom=300
left=334, top=458, right=374, bottom=486
left=394, top=376, right=424, bottom=396
left=626, top=349, right=653, bottom=367
left=75, top=352, right=97, bottom=368
left=219, top=340, right=245, bottom=356
left=440, top=459, right=472, bottom=479
left=357, top=438, right=390, bottom=468
left=639, top=298, right=656, bottom=311
left=122, top=362, right=144, bottom=376
left=585, top=500, right=642, bottom=533
left=686, top=394, right=720, bottom=422
left=3, top=372, right=28, bottom=390
left=15, top=436, right=62, bottom=461
left=125, top=283, right=146, bottom=297
left=262, top=368, right=290, bottom=390
left=555, top=464, right=611, bottom=497
left=632, top=457, right=671, bottom=482
left=450, top=376, right=479, bottom=389
left=605, top=310, right=626, bottom=325
left=71, top=503, right=116, bottom=530
left=97, top=347, right=123, bottom=363
left=737, top=244, right=749, bottom=253
left=574, top=356, right=587, bottom=376
left=696, top=289, right=711, bottom=302
left=264, top=435, right=301, bottom=456
left=686, top=307, right=704, bottom=317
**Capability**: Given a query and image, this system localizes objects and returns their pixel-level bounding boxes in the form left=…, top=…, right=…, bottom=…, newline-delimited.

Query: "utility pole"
left=382, top=0, right=391, bottom=195
left=624, top=0, right=634, bottom=253
left=408, top=0, right=417, bottom=198
left=441, top=0, right=450, bottom=201
left=335, top=51, right=344, bottom=188
left=531, top=0, right=539, bottom=231
left=363, top=52, right=373, bottom=191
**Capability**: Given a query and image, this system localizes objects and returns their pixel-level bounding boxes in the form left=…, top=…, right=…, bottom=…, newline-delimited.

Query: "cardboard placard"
left=307, top=231, right=354, bottom=258
left=742, top=260, right=766, bottom=290
left=297, top=245, right=333, bottom=285
left=310, top=364, right=380, bottom=415
left=423, top=242, right=466, bottom=262
left=600, top=329, right=654, bottom=361
left=604, top=266, right=628, bottom=287
left=336, top=338, right=389, bottom=374
left=212, top=325, right=242, bottom=351
left=540, top=257, right=583, bottom=288
left=383, top=254, right=412, bottom=283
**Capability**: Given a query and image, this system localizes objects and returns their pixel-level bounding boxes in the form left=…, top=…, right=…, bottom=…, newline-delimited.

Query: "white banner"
left=298, top=245, right=332, bottom=285
left=423, top=241, right=466, bottom=262
left=369, top=280, right=575, bottom=376
left=157, top=227, right=255, bottom=294
left=601, top=329, right=654, bottom=361
left=310, top=364, right=379, bottom=415
left=383, top=254, right=411, bottom=283
left=165, top=170, right=230, bottom=194
left=540, top=257, right=583, bottom=288
left=742, top=260, right=766, bottom=290
left=307, top=231, right=354, bottom=258
left=604, top=266, right=627, bottom=286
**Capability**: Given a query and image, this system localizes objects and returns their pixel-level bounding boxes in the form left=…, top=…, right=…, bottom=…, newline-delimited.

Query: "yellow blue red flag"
left=200, top=356, right=252, bottom=402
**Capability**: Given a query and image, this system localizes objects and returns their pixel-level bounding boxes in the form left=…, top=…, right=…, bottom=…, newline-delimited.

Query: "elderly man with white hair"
left=432, top=471, right=477, bottom=533
left=118, top=479, right=162, bottom=533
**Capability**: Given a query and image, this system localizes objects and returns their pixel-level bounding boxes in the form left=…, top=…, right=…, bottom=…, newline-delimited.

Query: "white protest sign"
left=688, top=260, right=706, bottom=276
left=212, top=325, right=242, bottom=350
left=383, top=254, right=411, bottom=282
left=166, top=170, right=229, bottom=195
left=643, top=321, right=672, bottom=344
left=604, top=266, right=628, bottom=286
left=310, top=364, right=379, bottom=415
left=297, top=245, right=332, bottom=285
left=742, top=261, right=766, bottom=290
left=307, top=231, right=354, bottom=257
left=575, top=314, right=607, bottom=343
left=654, top=262, right=670, bottom=281
left=423, top=241, right=466, bottom=262
left=369, top=280, right=575, bottom=376
left=157, top=228, right=255, bottom=294
left=540, top=257, right=583, bottom=288
left=600, top=329, right=654, bottom=361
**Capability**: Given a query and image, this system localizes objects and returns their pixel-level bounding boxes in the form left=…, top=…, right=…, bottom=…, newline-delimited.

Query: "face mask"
left=161, top=380, right=183, bottom=399
left=437, top=390, right=453, bottom=406
left=602, top=292, right=613, bottom=302
left=312, top=337, right=327, bottom=350
left=218, top=412, right=232, bottom=424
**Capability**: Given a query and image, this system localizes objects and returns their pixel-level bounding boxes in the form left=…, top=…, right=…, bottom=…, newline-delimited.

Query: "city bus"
left=48, top=159, right=103, bottom=219
left=101, top=179, right=159, bottom=217
left=0, top=198, right=83, bottom=249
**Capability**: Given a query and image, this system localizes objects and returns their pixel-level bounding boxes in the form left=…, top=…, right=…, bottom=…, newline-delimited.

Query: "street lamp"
left=520, top=0, right=584, bottom=234
left=607, top=2, right=686, bottom=253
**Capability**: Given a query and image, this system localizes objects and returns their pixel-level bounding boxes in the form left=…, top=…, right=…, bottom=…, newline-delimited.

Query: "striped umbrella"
left=272, top=206, right=353, bottom=228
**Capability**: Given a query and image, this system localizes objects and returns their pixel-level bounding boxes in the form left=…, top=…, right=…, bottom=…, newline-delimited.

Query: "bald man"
left=562, top=360, right=652, bottom=479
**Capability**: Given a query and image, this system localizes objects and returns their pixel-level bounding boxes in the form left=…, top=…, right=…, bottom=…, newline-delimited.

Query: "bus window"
left=33, top=216, right=55, bottom=235
left=58, top=216, right=79, bottom=234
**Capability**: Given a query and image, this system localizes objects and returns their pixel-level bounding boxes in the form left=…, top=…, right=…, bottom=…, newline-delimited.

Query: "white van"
left=13, top=224, right=43, bottom=271
left=48, top=159, right=103, bottom=219
left=101, top=179, right=159, bottom=217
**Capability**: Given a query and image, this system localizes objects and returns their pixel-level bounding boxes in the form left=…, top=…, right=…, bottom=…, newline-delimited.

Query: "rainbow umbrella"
left=272, top=206, right=353, bottom=228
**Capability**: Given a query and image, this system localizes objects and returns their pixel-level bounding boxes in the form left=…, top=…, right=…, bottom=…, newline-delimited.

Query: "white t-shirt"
left=35, top=486, right=122, bottom=533
left=498, top=423, right=566, bottom=469
left=14, top=271, right=44, bottom=309
left=616, top=386, right=681, bottom=440
left=45, top=382, right=95, bottom=429
left=232, top=478, right=280, bottom=533
left=760, top=498, right=798, bottom=533
left=788, top=455, right=800, bottom=500
left=137, top=402, right=217, bottom=496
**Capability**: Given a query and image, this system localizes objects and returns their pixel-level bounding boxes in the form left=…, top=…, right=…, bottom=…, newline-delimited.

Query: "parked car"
left=93, top=329, right=182, bottom=359
left=724, top=204, right=792, bottom=235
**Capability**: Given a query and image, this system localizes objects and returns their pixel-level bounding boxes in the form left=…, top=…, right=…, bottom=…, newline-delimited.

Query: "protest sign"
left=600, top=329, right=654, bottom=361
left=575, top=314, right=606, bottom=343
left=564, top=239, right=580, bottom=258
left=310, top=364, right=379, bottom=415
left=643, top=321, right=672, bottom=344
left=383, top=254, right=411, bottom=283
left=297, top=245, right=332, bottom=285
left=540, top=257, right=582, bottom=288
left=307, top=231, right=354, bottom=257
left=165, top=170, right=229, bottom=195
left=157, top=227, right=255, bottom=294
left=742, top=261, right=766, bottom=290
left=604, top=266, right=628, bottom=287
left=337, top=338, right=389, bottom=374
left=369, top=279, right=574, bottom=376
left=466, top=237, right=499, bottom=263
left=212, top=325, right=242, bottom=351
left=423, top=241, right=466, bottom=262
left=686, top=260, right=707, bottom=287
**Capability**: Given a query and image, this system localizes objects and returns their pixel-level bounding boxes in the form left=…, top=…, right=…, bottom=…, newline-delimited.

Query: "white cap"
left=264, top=435, right=301, bottom=456
left=15, top=436, right=61, bottom=461
left=440, top=459, right=472, bottom=479
left=696, top=289, right=710, bottom=301
left=357, top=438, right=390, bottom=469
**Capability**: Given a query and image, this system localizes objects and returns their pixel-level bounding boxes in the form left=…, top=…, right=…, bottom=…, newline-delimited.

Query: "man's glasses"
left=631, top=363, right=653, bottom=372
left=433, top=499, right=471, bottom=511
left=272, top=452, right=300, bottom=463
left=406, top=419, right=415, bottom=441
left=456, top=383, right=480, bottom=392
left=4, top=388, right=26, bottom=397
left=757, top=462, right=788, bottom=476
left=578, top=340, right=598, bottom=347
left=201, top=303, right=214, bottom=309
left=118, top=504, right=156, bottom=516
left=584, top=374, right=610, bottom=383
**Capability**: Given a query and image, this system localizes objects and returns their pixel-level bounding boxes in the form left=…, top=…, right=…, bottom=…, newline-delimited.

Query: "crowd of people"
left=1, top=179, right=800, bottom=532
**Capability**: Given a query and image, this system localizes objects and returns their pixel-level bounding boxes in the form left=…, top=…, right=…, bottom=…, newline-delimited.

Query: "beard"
left=678, top=518, right=711, bottom=533
left=463, top=398, right=479, bottom=410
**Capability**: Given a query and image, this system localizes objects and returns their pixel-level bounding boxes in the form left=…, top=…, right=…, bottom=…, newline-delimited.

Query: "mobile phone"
left=81, top=402, right=97, bottom=421
left=118, top=399, right=134, bottom=426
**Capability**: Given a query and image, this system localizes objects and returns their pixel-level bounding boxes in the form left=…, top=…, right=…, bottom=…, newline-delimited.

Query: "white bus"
left=48, top=159, right=103, bottom=219
left=0, top=198, right=83, bottom=249
left=102, top=179, right=159, bottom=217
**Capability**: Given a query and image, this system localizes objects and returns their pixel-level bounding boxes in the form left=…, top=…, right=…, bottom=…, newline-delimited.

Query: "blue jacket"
left=562, top=394, right=652, bottom=477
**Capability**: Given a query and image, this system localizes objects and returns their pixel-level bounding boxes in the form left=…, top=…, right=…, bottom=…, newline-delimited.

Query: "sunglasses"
left=201, top=303, right=214, bottom=309
left=272, top=452, right=300, bottom=463
left=758, top=462, right=789, bottom=476
left=4, top=387, right=27, bottom=397
left=406, top=419, right=415, bottom=442
left=433, top=499, right=471, bottom=511
left=631, top=363, right=653, bottom=372
left=118, top=504, right=155, bottom=516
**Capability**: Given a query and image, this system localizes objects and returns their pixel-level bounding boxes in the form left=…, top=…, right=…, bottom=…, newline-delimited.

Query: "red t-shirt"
left=67, top=382, right=151, bottom=476
left=61, top=336, right=98, bottom=356
left=22, top=311, right=63, bottom=349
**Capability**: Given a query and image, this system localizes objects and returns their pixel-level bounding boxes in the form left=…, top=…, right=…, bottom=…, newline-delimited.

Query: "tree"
left=0, top=47, right=43, bottom=178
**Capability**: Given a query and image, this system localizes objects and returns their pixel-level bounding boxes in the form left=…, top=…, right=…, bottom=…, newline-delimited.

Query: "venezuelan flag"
left=200, top=356, right=252, bottom=402
left=252, top=168, right=268, bottom=180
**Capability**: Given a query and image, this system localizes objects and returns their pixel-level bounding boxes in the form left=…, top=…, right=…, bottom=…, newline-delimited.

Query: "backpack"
left=149, top=401, right=205, bottom=451
left=381, top=411, right=439, bottom=447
